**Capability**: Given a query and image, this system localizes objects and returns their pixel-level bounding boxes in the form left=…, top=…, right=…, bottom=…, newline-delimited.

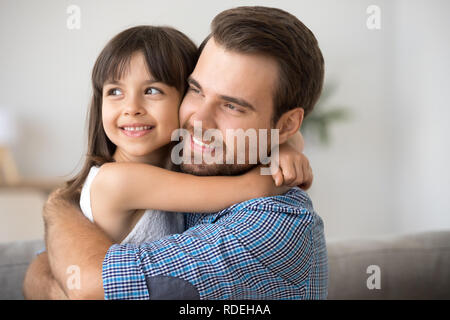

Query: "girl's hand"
left=271, top=140, right=313, bottom=190
left=245, top=165, right=291, bottom=198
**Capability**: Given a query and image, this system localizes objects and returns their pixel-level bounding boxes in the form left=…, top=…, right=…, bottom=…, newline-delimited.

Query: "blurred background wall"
left=0, top=0, right=449, bottom=241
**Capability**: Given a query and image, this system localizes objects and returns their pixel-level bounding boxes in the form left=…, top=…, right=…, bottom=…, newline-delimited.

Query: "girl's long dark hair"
left=60, top=26, right=198, bottom=203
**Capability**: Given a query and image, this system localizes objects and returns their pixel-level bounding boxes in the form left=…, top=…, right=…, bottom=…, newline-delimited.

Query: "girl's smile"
left=120, top=123, right=156, bottom=138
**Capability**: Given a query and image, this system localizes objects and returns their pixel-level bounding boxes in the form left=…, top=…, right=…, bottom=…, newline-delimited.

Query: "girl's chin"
left=113, top=145, right=171, bottom=163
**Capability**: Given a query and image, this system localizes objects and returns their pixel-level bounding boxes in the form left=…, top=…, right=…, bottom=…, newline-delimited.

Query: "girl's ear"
left=275, top=107, right=304, bottom=145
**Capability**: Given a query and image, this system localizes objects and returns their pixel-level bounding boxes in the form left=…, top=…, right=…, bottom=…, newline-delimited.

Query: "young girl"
left=61, top=26, right=311, bottom=244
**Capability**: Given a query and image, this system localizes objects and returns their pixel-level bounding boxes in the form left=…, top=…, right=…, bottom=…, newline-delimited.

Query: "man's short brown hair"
left=200, top=6, right=324, bottom=122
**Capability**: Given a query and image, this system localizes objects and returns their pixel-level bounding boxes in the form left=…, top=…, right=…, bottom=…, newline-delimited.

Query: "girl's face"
left=102, top=51, right=181, bottom=164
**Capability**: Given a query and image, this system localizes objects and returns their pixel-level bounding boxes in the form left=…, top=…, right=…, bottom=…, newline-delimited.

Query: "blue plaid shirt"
left=102, top=187, right=328, bottom=299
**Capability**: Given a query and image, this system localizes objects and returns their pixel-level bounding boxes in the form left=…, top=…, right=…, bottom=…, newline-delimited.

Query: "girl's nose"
left=125, top=109, right=142, bottom=116
left=123, top=98, right=145, bottom=116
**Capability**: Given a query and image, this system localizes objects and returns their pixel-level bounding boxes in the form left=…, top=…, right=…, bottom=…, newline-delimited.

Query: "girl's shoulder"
left=79, top=165, right=102, bottom=222
left=84, top=165, right=102, bottom=188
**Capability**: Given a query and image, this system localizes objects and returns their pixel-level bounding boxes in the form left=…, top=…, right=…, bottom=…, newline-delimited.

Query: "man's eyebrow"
left=187, top=76, right=255, bottom=111
left=220, top=95, right=255, bottom=111
left=187, top=76, right=202, bottom=89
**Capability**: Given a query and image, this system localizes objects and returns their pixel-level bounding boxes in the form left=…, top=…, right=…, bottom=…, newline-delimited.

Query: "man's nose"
left=190, top=98, right=217, bottom=128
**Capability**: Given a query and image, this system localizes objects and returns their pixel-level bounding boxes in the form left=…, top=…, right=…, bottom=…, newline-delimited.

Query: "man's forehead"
left=193, top=38, right=278, bottom=108
left=196, top=37, right=278, bottom=71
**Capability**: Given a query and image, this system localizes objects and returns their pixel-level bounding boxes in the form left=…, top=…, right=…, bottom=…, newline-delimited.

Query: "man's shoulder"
left=230, top=187, right=315, bottom=216
left=214, top=187, right=319, bottom=231
left=186, top=188, right=318, bottom=230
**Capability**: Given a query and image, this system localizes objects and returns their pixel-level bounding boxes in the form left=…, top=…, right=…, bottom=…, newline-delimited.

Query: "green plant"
left=300, top=83, right=349, bottom=145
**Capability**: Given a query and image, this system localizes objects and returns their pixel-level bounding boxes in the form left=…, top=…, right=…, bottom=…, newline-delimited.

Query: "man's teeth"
left=192, top=136, right=215, bottom=149
left=123, top=126, right=153, bottom=131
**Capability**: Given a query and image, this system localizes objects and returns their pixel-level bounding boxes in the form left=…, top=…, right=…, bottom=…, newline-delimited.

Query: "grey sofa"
left=1, top=230, right=449, bottom=299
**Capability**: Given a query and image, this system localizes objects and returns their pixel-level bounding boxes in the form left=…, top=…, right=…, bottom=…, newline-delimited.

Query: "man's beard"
left=180, top=161, right=255, bottom=177
left=179, top=121, right=256, bottom=177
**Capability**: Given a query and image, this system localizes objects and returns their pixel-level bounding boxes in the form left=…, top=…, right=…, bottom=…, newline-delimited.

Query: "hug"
left=23, top=6, right=327, bottom=300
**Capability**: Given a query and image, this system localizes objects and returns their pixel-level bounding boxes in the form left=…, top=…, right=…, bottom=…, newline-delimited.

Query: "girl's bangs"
left=93, top=50, right=135, bottom=93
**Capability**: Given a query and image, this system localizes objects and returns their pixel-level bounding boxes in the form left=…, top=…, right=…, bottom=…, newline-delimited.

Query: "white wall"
left=1, top=0, right=449, bottom=239
left=390, top=0, right=450, bottom=234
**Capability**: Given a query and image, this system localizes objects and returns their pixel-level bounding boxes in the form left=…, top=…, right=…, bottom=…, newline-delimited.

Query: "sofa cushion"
left=1, top=231, right=450, bottom=299
left=327, top=230, right=450, bottom=299
left=0, top=239, right=44, bottom=299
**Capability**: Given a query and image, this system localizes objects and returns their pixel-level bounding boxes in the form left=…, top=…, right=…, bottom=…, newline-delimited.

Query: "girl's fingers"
left=272, top=167, right=284, bottom=187
left=290, top=159, right=303, bottom=187
left=300, top=160, right=313, bottom=190
left=281, top=160, right=296, bottom=186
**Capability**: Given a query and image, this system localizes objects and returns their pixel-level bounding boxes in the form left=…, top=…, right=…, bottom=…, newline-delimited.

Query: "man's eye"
left=145, top=87, right=162, bottom=95
left=107, top=88, right=122, bottom=96
left=188, top=86, right=200, bottom=94
left=225, top=104, right=243, bottom=113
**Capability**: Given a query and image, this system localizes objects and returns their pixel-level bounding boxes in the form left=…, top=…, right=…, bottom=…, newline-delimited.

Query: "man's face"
left=178, top=38, right=279, bottom=176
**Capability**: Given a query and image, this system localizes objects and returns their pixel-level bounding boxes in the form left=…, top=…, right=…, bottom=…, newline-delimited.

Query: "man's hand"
left=23, top=252, right=68, bottom=300
left=42, top=188, right=74, bottom=237
left=43, top=188, right=112, bottom=299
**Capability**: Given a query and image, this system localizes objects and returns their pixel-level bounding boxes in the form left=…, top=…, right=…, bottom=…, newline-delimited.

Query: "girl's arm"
left=91, top=162, right=284, bottom=215
left=89, top=163, right=286, bottom=242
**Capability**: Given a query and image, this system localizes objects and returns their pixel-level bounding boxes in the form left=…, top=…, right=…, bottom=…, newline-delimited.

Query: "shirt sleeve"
left=102, top=202, right=319, bottom=300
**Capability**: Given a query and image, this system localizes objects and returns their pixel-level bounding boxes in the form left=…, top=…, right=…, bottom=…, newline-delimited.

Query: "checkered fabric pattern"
left=102, top=187, right=328, bottom=299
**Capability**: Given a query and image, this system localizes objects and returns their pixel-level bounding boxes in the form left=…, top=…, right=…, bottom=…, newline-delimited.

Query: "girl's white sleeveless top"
left=79, top=166, right=184, bottom=244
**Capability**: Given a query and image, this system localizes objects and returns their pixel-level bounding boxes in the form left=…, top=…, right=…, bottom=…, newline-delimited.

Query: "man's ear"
left=275, top=107, right=304, bottom=145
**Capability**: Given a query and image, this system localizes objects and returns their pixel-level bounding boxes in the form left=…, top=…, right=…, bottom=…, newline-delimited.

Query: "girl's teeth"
left=123, top=126, right=152, bottom=131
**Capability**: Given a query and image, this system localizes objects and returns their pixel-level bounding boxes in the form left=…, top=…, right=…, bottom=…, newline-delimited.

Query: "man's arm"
left=23, top=252, right=68, bottom=300
left=43, top=191, right=113, bottom=299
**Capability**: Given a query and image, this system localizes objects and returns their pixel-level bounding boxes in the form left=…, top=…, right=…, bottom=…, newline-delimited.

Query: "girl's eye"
left=145, top=87, right=162, bottom=95
left=107, top=88, right=122, bottom=96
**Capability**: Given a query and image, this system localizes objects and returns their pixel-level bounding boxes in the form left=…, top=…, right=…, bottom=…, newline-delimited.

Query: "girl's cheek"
left=101, top=110, right=117, bottom=141
left=163, top=111, right=181, bottom=140
left=166, top=113, right=180, bottom=136
left=162, top=102, right=180, bottom=127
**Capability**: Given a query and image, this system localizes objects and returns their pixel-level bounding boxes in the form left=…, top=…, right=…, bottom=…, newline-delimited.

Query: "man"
left=23, top=6, right=327, bottom=299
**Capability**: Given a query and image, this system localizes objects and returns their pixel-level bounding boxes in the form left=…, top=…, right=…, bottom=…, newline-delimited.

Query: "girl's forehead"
left=101, top=50, right=147, bottom=78
left=103, top=59, right=155, bottom=85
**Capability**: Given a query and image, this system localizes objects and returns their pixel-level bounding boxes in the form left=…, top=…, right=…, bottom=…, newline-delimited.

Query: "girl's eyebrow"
left=104, top=80, right=123, bottom=86
left=104, top=79, right=161, bottom=86
left=143, top=79, right=163, bottom=85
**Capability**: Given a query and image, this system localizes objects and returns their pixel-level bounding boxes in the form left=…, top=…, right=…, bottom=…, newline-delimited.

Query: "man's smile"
left=191, top=135, right=216, bottom=153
